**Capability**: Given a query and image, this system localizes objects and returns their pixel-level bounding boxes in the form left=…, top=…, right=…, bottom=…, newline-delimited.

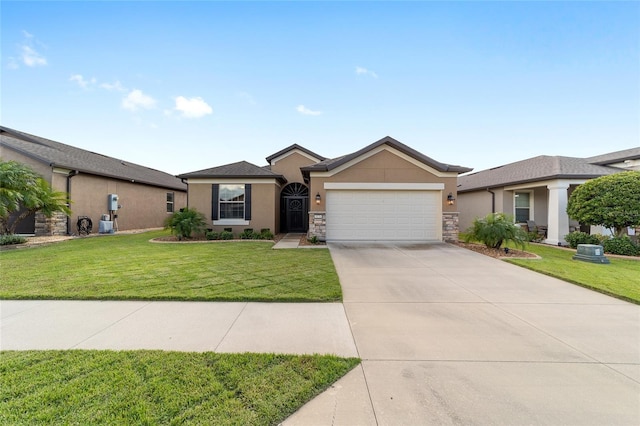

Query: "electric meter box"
left=108, top=194, right=119, bottom=211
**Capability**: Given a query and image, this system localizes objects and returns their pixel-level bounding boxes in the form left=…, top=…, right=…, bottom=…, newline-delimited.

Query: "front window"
left=219, top=184, right=245, bottom=219
left=166, top=192, right=174, bottom=213
left=514, top=191, right=531, bottom=223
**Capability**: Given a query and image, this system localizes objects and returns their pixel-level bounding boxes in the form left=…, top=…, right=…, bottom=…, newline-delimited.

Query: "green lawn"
left=0, top=231, right=341, bottom=302
left=506, top=243, right=640, bottom=304
left=0, top=350, right=360, bottom=425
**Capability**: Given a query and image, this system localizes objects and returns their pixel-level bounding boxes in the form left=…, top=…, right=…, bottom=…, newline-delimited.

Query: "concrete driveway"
left=285, top=242, right=640, bottom=425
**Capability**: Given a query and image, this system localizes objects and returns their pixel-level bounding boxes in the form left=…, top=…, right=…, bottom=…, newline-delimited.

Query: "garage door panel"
left=326, top=190, right=441, bottom=241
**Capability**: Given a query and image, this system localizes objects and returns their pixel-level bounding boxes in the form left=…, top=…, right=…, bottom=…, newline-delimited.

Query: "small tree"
left=567, top=172, right=640, bottom=237
left=164, top=207, right=207, bottom=240
left=0, top=160, right=71, bottom=234
left=462, top=212, right=527, bottom=250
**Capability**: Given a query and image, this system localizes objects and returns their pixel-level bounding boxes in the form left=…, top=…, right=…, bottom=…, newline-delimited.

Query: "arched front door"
left=281, top=182, right=309, bottom=233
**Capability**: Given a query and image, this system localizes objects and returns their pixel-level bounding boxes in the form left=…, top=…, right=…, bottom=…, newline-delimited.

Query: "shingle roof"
left=458, top=155, right=626, bottom=193
left=300, top=136, right=472, bottom=174
left=265, top=144, right=326, bottom=163
left=584, top=147, right=640, bottom=165
left=177, top=160, right=286, bottom=183
left=0, top=126, right=186, bottom=191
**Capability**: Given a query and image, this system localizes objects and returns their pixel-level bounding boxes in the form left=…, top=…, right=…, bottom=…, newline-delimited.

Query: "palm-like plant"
left=164, top=207, right=207, bottom=240
left=462, top=213, right=527, bottom=250
left=0, top=160, right=71, bottom=234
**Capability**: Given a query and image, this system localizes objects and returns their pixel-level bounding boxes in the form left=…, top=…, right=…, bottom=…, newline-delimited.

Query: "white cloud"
left=100, top=80, right=126, bottom=92
left=355, top=66, right=378, bottom=78
left=21, top=45, right=47, bottom=67
left=174, top=96, right=213, bottom=118
left=69, top=74, right=96, bottom=89
left=296, top=105, right=322, bottom=116
left=122, top=89, right=157, bottom=111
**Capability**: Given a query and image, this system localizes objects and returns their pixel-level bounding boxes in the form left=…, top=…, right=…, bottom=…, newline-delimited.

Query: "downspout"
left=181, top=178, right=188, bottom=207
left=487, top=188, right=495, bottom=213
left=66, top=170, right=79, bottom=235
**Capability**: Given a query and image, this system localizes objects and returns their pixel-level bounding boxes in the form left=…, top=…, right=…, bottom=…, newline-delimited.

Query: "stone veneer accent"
left=35, top=211, right=68, bottom=236
left=308, top=211, right=326, bottom=241
left=442, top=212, right=459, bottom=242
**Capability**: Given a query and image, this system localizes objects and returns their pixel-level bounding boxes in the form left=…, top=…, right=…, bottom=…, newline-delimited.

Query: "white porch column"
left=545, top=182, right=570, bottom=245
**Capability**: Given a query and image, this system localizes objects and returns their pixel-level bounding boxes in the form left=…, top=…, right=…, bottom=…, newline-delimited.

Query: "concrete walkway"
left=284, top=242, right=640, bottom=425
left=272, top=233, right=304, bottom=249
left=0, top=301, right=357, bottom=356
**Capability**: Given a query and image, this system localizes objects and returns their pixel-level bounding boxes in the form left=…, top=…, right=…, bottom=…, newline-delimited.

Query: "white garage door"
left=326, top=190, right=441, bottom=241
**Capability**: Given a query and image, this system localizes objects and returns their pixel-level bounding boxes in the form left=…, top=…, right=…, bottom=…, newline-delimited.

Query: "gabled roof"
left=0, top=126, right=186, bottom=191
left=584, top=147, right=640, bottom=165
left=458, top=155, right=625, bottom=193
left=300, top=136, right=472, bottom=174
left=265, top=144, right=326, bottom=163
left=177, top=160, right=286, bottom=183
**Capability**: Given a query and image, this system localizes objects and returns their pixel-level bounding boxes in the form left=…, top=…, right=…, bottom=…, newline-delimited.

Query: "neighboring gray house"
left=1, top=126, right=187, bottom=236
left=457, top=147, right=640, bottom=245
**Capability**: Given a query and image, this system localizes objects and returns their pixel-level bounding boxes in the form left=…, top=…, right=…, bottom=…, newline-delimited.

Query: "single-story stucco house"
left=178, top=136, right=472, bottom=242
left=1, top=126, right=187, bottom=236
left=457, top=147, right=640, bottom=245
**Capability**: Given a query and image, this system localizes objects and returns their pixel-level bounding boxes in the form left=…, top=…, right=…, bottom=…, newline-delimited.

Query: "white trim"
left=269, top=149, right=323, bottom=165
left=213, top=219, right=250, bottom=226
left=311, top=145, right=459, bottom=178
left=187, top=178, right=279, bottom=185
left=504, top=178, right=586, bottom=191
left=53, top=167, right=72, bottom=175
left=324, top=182, right=445, bottom=190
left=513, top=190, right=534, bottom=223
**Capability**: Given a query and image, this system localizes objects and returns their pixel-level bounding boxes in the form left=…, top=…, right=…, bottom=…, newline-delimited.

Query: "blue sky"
left=2, top=1, right=638, bottom=175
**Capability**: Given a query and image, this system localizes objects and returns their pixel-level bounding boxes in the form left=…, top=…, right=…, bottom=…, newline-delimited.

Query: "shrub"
left=462, top=213, right=527, bottom=250
left=259, top=228, right=274, bottom=240
left=220, top=231, right=234, bottom=240
left=603, top=236, right=639, bottom=256
left=564, top=231, right=600, bottom=249
left=0, top=234, right=27, bottom=246
left=205, top=231, right=220, bottom=240
left=308, top=235, right=319, bottom=244
left=240, top=228, right=260, bottom=240
left=164, top=207, right=207, bottom=240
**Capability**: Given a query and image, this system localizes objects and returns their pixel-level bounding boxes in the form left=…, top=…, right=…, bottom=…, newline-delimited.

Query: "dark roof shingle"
left=458, top=154, right=629, bottom=193
left=301, top=136, right=472, bottom=174
left=265, top=144, right=326, bottom=163
left=0, top=126, right=186, bottom=191
left=177, top=160, right=286, bottom=182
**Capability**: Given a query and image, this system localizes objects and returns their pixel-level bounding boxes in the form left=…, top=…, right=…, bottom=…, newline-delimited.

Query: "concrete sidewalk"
left=0, top=300, right=357, bottom=356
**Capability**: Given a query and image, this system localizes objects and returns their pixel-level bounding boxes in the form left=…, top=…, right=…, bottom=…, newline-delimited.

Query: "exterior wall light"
left=447, top=192, right=456, bottom=206
left=315, top=192, right=321, bottom=205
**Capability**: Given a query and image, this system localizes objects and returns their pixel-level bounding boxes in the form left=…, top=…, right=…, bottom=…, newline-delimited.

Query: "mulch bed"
left=452, top=241, right=538, bottom=259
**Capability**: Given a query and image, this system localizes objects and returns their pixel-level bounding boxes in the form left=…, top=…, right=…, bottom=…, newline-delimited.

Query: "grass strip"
left=0, top=231, right=341, bottom=302
left=0, top=350, right=360, bottom=425
left=505, top=243, right=640, bottom=304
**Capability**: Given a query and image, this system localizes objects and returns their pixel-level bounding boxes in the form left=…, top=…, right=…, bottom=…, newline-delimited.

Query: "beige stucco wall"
left=270, top=151, right=317, bottom=183
left=1, top=148, right=53, bottom=183
left=68, top=173, right=186, bottom=232
left=187, top=182, right=279, bottom=235
left=309, top=150, right=459, bottom=214
left=457, top=190, right=493, bottom=231
left=2, top=148, right=187, bottom=234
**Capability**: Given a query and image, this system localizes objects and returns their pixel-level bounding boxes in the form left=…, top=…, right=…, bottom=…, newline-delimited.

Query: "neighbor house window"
left=166, top=192, right=174, bottom=213
left=219, top=184, right=245, bottom=219
left=514, top=191, right=532, bottom=223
